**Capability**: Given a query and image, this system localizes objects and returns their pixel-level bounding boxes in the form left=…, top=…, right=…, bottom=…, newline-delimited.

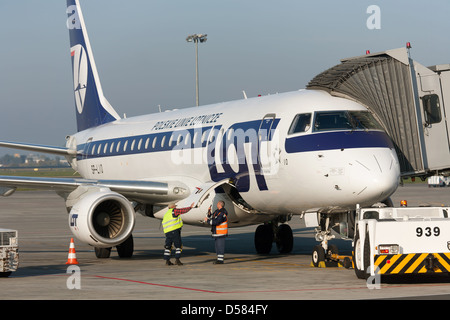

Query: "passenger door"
left=258, top=113, right=278, bottom=176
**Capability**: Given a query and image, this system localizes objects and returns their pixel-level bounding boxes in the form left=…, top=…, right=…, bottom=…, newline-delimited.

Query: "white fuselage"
left=67, top=89, right=400, bottom=226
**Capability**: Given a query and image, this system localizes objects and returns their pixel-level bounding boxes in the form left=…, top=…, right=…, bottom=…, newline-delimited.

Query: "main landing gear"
left=254, top=218, right=294, bottom=254
left=94, top=234, right=134, bottom=258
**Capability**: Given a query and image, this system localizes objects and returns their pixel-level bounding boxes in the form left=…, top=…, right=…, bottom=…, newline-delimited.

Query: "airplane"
left=0, top=0, right=400, bottom=261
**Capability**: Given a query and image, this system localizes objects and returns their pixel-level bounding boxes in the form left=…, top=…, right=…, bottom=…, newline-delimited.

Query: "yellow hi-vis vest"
left=162, top=209, right=183, bottom=233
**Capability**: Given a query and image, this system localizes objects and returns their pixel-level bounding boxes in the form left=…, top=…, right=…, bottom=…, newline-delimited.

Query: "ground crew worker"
left=204, top=200, right=228, bottom=264
left=162, top=202, right=194, bottom=266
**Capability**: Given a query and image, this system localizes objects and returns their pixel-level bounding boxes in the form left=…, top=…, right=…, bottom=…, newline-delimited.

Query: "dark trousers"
left=214, top=236, right=226, bottom=261
left=164, top=229, right=182, bottom=260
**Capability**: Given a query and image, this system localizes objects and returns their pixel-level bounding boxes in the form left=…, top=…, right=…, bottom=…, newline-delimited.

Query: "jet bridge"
left=307, top=47, right=450, bottom=177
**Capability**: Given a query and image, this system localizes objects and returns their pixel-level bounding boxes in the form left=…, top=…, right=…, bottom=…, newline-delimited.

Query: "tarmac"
left=0, top=183, right=450, bottom=306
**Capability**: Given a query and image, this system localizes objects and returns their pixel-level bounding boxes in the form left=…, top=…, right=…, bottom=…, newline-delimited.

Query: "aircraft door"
left=82, top=137, right=93, bottom=160
left=258, top=113, right=278, bottom=175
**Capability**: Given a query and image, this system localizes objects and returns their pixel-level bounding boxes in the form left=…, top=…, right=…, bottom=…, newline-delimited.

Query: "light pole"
left=186, top=34, right=207, bottom=106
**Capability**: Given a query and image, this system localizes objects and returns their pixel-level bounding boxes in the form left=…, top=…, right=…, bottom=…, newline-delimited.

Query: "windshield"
left=313, top=111, right=383, bottom=132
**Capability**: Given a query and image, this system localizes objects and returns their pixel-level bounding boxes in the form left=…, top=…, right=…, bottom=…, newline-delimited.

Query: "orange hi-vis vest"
left=212, top=211, right=228, bottom=237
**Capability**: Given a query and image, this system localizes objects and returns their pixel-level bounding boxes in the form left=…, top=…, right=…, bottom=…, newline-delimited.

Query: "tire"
left=276, top=224, right=294, bottom=254
left=116, top=234, right=134, bottom=258
left=95, top=247, right=112, bottom=258
left=353, top=229, right=370, bottom=279
left=312, top=245, right=325, bottom=267
left=255, top=224, right=274, bottom=254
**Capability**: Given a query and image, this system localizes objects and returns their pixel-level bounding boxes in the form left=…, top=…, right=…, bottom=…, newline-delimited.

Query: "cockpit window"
left=314, top=111, right=383, bottom=132
left=348, top=111, right=384, bottom=130
left=288, top=113, right=311, bottom=135
left=314, top=111, right=353, bottom=131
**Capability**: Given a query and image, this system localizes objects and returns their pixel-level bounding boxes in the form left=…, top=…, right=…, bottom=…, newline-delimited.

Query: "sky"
left=0, top=0, right=449, bottom=156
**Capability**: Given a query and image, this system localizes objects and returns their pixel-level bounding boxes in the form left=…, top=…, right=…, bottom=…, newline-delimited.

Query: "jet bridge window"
left=422, top=94, right=441, bottom=125
left=288, top=113, right=311, bottom=134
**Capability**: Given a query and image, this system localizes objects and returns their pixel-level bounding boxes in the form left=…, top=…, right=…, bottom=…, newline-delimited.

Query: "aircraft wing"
left=0, top=175, right=190, bottom=205
left=0, top=141, right=77, bottom=156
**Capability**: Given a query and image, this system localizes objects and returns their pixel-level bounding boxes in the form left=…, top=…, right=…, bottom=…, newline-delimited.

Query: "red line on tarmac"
left=93, top=275, right=450, bottom=295
left=93, top=275, right=372, bottom=294
left=94, top=275, right=221, bottom=293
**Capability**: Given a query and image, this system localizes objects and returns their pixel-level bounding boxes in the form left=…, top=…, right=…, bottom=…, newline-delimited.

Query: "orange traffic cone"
left=66, top=238, right=79, bottom=265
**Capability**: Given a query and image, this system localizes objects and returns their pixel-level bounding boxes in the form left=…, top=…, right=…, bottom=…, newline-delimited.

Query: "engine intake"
left=69, top=190, right=135, bottom=247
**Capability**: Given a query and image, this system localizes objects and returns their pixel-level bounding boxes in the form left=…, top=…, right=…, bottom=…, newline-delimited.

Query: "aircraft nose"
left=350, top=148, right=400, bottom=204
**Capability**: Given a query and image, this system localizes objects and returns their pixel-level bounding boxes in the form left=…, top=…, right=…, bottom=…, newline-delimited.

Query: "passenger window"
left=422, top=94, right=441, bottom=125
left=288, top=113, right=311, bottom=134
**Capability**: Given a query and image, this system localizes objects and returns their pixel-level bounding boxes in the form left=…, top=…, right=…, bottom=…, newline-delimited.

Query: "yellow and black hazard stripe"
left=374, top=253, right=450, bottom=275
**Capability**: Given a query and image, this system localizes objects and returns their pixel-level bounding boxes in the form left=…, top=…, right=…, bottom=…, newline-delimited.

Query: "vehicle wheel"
left=276, top=224, right=294, bottom=254
left=116, top=234, right=134, bottom=258
left=353, top=230, right=370, bottom=279
left=95, top=247, right=112, bottom=258
left=312, top=245, right=325, bottom=267
left=343, top=257, right=352, bottom=269
left=255, top=224, right=274, bottom=254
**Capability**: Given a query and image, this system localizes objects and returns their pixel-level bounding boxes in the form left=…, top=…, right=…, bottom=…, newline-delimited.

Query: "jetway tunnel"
left=306, top=47, right=450, bottom=178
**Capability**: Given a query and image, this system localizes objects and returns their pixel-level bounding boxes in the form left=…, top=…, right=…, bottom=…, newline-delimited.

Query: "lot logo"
left=70, top=213, right=78, bottom=228
left=170, top=120, right=280, bottom=192
left=70, top=44, right=88, bottom=115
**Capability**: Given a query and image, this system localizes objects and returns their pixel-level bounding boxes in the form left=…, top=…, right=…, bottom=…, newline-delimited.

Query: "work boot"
left=175, top=258, right=183, bottom=266
left=165, top=260, right=174, bottom=266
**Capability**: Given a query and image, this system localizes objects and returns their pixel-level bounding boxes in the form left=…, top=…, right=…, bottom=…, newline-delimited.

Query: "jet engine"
left=68, top=190, right=135, bottom=248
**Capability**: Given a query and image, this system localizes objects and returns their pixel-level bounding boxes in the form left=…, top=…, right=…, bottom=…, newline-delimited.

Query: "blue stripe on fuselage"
left=77, top=125, right=216, bottom=160
left=284, top=130, right=394, bottom=153
left=76, top=118, right=281, bottom=161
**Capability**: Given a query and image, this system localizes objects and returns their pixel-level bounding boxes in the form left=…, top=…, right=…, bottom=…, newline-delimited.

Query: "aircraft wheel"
left=116, top=234, right=134, bottom=258
left=312, top=245, right=325, bottom=267
left=276, top=224, right=293, bottom=254
left=95, top=247, right=112, bottom=258
left=255, top=224, right=273, bottom=254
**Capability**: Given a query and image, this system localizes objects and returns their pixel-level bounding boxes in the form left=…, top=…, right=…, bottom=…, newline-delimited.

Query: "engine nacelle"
left=68, top=190, right=135, bottom=248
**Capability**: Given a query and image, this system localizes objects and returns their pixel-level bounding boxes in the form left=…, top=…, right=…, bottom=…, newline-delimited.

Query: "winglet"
left=66, top=0, right=121, bottom=132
